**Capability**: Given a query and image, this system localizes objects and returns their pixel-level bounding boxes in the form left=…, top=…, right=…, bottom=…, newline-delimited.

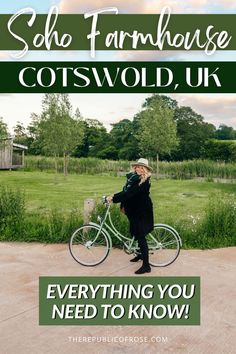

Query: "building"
left=0, top=138, right=28, bottom=170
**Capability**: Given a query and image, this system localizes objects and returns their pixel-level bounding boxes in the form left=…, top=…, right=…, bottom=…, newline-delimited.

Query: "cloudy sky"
left=0, top=0, right=236, bottom=132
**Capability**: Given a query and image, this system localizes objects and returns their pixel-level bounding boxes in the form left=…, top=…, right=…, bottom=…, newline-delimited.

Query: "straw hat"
left=131, top=158, right=152, bottom=171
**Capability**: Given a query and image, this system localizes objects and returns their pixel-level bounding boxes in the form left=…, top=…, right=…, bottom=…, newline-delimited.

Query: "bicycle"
left=69, top=196, right=182, bottom=267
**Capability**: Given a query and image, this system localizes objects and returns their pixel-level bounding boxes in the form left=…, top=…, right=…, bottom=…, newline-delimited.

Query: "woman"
left=107, top=158, right=154, bottom=274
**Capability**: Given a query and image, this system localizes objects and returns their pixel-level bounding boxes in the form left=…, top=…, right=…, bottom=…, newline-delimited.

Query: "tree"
left=13, top=121, right=30, bottom=148
left=173, top=107, right=216, bottom=160
left=27, top=113, right=44, bottom=155
left=37, top=94, right=84, bottom=175
left=142, top=94, right=178, bottom=111
left=215, top=124, right=235, bottom=140
left=110, top=119, right=139, bottom=160
left=73, top=119, right=111, bottom=158
left=0, top=117, right=8, bottom=139
left=0, top=117, right=8, bottom=151
left=136, top=96, right=178, bottom=175
left=201, top=139, right=236, bottom=162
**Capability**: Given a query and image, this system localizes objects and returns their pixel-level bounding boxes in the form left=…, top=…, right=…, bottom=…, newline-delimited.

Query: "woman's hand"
left=106, top=195, right=113, bottom=204
left=120, top=207, right=125, bottom=214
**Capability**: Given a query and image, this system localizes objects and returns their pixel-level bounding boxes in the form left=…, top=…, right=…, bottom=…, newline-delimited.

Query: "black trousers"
left=137, top=236, right=149, bottom=266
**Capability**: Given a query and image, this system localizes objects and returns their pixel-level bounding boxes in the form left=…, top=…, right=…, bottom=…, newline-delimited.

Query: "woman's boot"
left=135, top=237, right=151, bottom=274
left=130, top=254, right=143, bottom=262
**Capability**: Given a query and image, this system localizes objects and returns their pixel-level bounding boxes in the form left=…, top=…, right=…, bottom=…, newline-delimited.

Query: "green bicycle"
left=69, top=197, right=182, bottom=267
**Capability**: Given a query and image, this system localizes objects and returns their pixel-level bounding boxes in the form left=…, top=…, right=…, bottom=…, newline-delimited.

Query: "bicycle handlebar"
left=102, top=195, right=110, bottom=206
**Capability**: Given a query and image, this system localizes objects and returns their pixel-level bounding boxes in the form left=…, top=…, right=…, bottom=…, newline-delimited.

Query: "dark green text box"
left=0, top=14, right=235, bottom=50
left=0, top=61, right=235, bottom=93
left=39, top=276, right=200, bottom=325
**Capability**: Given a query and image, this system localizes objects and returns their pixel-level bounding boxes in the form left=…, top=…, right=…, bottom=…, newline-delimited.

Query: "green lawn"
left=0, top=171, right=235, bottom=224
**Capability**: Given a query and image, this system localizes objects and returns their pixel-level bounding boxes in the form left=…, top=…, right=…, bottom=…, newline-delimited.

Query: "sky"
left=0, top=0, right=236, bottom=132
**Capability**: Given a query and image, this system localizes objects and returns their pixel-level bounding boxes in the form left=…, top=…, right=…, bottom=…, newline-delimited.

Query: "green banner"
left=39, top=276, right=200, bottom=325
left=0, top=12, right=235, bottom=51
left=0, top=61, right=235, bottom=93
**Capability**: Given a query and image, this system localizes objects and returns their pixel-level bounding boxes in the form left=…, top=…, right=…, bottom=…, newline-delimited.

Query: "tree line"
left=1, top=94, right=236, bottom=169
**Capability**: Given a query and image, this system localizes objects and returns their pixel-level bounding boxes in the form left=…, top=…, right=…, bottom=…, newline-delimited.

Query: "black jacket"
left=112, top=172, right=154, bottom=238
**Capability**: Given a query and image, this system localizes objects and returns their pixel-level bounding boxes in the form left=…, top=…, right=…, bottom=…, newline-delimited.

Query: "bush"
left=159, top=159, right=236, bottom=179
left=24, top=156, right=130, bottom=175
left=23, top=155, right=236, bottom=179
left=22, top=209, right=83, bottom=243
left=200, top=192, right=236, bottom=240
left=0, top=185, right=83, bottom=243
left=1, top=187, right=235, bottom=249
left=46, top=209, right=83, bottom=243
left=202, top=139, right=236, bottom=162
left=171, top=192, right=236, bottom=249
left=0, top=187, right=26, bottom=239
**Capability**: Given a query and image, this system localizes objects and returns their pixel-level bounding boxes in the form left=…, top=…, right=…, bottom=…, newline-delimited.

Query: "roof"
left=13, top=143, right=28, bottom=150
left=0, top=138, right=28, bottom=150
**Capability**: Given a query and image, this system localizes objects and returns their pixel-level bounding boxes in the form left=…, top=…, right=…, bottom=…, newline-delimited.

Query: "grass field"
left=0, top=170, right=235, bottom=224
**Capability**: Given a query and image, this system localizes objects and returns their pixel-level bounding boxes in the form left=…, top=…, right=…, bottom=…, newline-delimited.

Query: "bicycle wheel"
left=69, top=224, right=110, bottom=266
left=146, top=224, right=180, bottom=267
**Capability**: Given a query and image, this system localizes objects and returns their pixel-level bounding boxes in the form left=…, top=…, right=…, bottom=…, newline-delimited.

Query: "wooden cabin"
left=0, top=138, right=28, bottom=170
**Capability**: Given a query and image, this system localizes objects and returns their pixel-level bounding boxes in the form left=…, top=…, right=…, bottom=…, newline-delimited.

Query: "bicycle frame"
left=89, top=203, right=137, bottom=253
left=88, top=202, right=182, bottom=253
